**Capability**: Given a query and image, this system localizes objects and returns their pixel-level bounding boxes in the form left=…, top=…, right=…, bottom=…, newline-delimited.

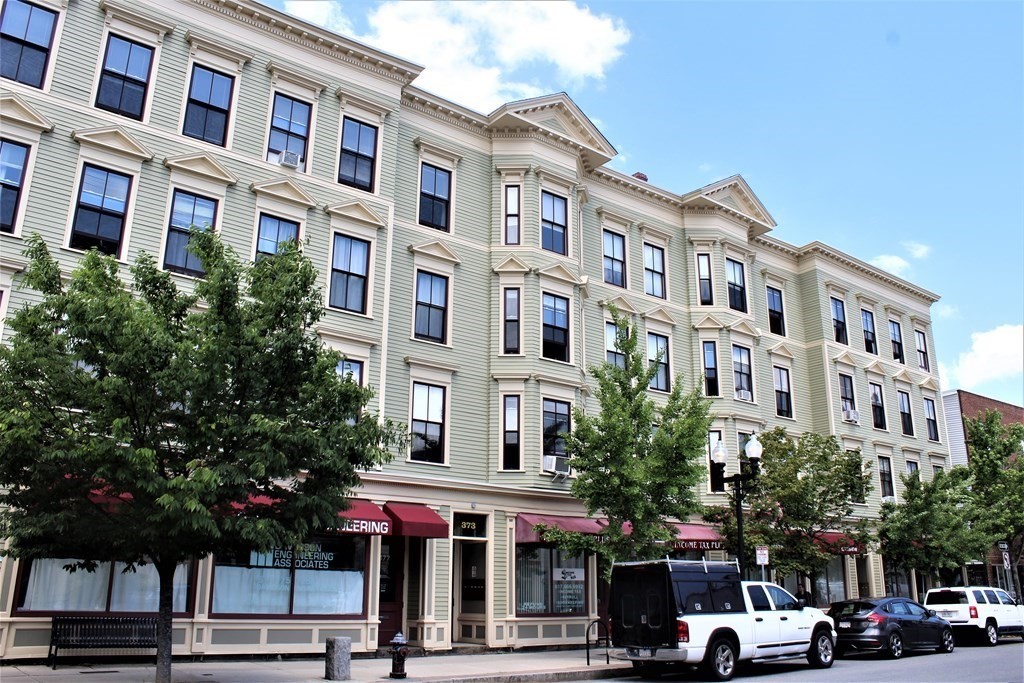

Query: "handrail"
left=586, top=618, right=610, bottom=666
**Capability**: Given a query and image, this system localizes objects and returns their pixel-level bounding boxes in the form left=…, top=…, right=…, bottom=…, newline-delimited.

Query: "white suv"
left=923, top=586, right=1024, bottom=645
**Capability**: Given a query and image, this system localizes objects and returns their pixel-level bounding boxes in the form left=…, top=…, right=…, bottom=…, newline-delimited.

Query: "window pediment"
left=693, top=314, right=725, bottom=330
left=832, top=350, right=858, bottom=368
left=72, top=126, right=154, bottom=161
left=324, top=200, right=385, bottom=228
left=601, top=295, right=638, bottom=316
left=864, top=360, right=885, bottom=377
left=768, top=342, right=795, bottom=360
left=1, top=93, right=55, bottom=132
left=919, top=377, right=939, bottom=391
left=267, top=61, right=328, bottom=99
left=537, top=263, right=582, bottom=286
left=408, top=240, right=461, bottom=265
left=493, top=254, right=530, bottom=274
left=316, top=326, right=379, bottom=349
left=729, top=319, right=760, bottom=340
left=414, top=137, right=462, bottom=167
left=638, top=222, right=671, bottom=245
left=163, top=152, right=238, bottom=185
left=250, top=177, right=316, bottom=208
left=892, top=369, right=913, bottom=385
left=336, top=87, right=393, bottom=123
left=643, top=306, right=677, bottom=327
left=185, top=30, right=253, bottom=72
left=99, top=0, right=175, bottom=42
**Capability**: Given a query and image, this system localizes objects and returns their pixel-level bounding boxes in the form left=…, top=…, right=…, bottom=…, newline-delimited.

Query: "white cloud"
left=934, top=303, right=959, bottom=319
left=868, top=254, right=911, bottom=277
left=901, top=240, right=931, bottom=259
left=947, top=324, right=1024, bottom=391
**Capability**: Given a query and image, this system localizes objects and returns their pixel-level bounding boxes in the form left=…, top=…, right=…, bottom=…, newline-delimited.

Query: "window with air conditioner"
left=839, top=373, right=858, bottom=422
left=732, top=344, right=753, bottom=401
left=542, top=398, right=571, bottom=474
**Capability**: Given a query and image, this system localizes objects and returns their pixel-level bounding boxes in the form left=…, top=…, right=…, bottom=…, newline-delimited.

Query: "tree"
left=705, top=428, right=872, bottom=590
left=0, top=233, right=404, bottom=683
left=965, top=410, right=1024, bottom=597
left=878, top=468, right=991, bottom=586
left=537, top=312, right=713, bottom=566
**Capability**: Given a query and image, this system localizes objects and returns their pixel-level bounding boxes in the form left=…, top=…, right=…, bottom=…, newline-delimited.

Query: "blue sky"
left=272, top=0, right=1024, bottom=406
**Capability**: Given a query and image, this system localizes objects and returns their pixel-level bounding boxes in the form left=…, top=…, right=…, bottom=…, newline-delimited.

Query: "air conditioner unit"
left=843, top=409, right=861, bottom=423
left=736, top=390, right=752, bottom=402
left=881, top=495, right=896, bottom=504
left=543, top=455, right=570, bottom=475
left=277, top=150, right=301, bottom=169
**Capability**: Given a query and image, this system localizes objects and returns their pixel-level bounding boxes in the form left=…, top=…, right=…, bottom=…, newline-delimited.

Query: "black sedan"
left=828, top=597, right=955, bottom=658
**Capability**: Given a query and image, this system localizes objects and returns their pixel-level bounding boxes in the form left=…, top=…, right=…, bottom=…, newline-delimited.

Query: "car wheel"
left=887, top=631, right=903, bottom=659
left=704, top=637, right=737, bottom=681
left=807, top=628, right=835, bottom=668
left=940, top=628, right=955, bottom=653
left=984, top=621, right=999, bottom=646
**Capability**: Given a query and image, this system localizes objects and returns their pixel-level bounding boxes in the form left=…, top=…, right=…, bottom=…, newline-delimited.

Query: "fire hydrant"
left=389, top=632, right=409, bottom=679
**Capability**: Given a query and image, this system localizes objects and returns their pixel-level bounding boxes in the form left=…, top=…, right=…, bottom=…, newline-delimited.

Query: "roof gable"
left=164, top=152, right=238, bottom=185
left=72, top=126, right=153, bottom=161
left=250, top=177, right=316, bottom=208
left=698, top=175, right=776, bottom=228
left=324, top=200, right=386, bottom=227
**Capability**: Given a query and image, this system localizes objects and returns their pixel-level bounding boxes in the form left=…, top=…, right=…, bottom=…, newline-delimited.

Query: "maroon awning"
left=383, top=502, right=448, bottom=538
left=337, top=499, right=393, bottom=535
left=817, top=531, right=863, bottom=555
left=515, top=513, right=605, bottom=543
left=670, top=523, right=724, bottom=551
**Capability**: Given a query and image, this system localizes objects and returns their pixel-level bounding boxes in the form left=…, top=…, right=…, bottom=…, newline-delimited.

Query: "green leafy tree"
left=965, top=410, right=1024, bottom=597
left=705, top=427, right=872, bottom=588
left=0, top=233, right=404, bottom=683
left=537, top=312, right=713, bottom=566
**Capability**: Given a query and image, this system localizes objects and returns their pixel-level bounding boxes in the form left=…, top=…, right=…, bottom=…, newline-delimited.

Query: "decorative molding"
left=0, top=93, right=55, bottom=132
left=100, top=0, right=175, bottom=41
left=884, top=304, right=908, bottom=319
left=316, top=326, right=379, bottom=348
left=534, top=164, right=578, bottom=192
left=824, top=280, right=849, bottom=298
left=336, top=87, right=395, bottom=123
left=267, top=61, right=328, bottom=98
left=413, top=137, right=462, bottom=165
left=324, top=200, right=386, bottom=227
left=892, top=369, right=913, bottom=385
left=530, top=373, right=585, bottom=391
left=728, top=320, right=760, bottom=339
left=760, top=268, right=789, bottom=287
left=595, top=207, right=631, bottom=229
left=249, top=177, right=316, bottom=207
left=856, top=292, right=879, bottom=308
left=601, top=296, right=639, bottom=315
left=693, top=314, right=725, bottom=330
left=163, top=152, right=238, bottom=185
left=832, top=350, right=858, bottom=368
left=768, top=342, right=795, bottom=360
left=864, top=360, right=886, bottom=377
left=642, top=306, right=677, bottom=326
left=72, top=126, right=154, bottom=161
left=919, top=377, right=940, bottom=391
left=638, top=222, right=671, bottom=245
left=408, top=240, right=462, bottom=265
left=492, top=254, right=531, bottom=274
left=185, top=29, right=254, bottom=71
left=536, top=263, right=583, bottom=286
left=405, top=356, right=459, bottom=374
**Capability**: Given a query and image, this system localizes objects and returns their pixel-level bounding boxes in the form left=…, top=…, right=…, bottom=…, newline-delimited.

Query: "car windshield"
left=925, top=590, right=967, bottom=605
left=829, top=601, right=875, bottom=617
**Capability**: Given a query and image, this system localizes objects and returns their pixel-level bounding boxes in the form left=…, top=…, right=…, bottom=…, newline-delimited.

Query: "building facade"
left=0, top=0, right=949, bottom=660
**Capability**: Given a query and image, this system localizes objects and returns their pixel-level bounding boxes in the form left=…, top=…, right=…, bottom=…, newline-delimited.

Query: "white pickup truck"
left=610, top=559, right=836, bottom=681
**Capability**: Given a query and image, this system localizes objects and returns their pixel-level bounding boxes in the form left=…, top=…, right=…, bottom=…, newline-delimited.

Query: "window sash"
left=0, top=0, right=57, bottom=89
left=266, top=93, right=311, bottom=169
left=870, top=384, right=886, bottom=429
left=766, top=286, right=785, bottom=335
left=916, top=330, right=930, bottom=371
left=726, top=258, right=746, bottom=312
left=606, top=322, right=625, bottom=368
left=603, top=231, right=625, bottom=287
left=839, top=374, right=856, bottom=411
left=542, top=293, right=569, bottom=362
left=541, top=191, right=567, bottom=255
left=831, top=298, right=848, bottom=344
left=255, top=213, right=299, bottom=258
left=542, top=399, right=570, bottom=457
left=774, top=366, right=791, bottom=418
left=890, top=321, right=904, bottom=363
left=502, top=395, right=521, bottom=470
left=70, top=164, right=131, bottom=257
left=644, top=244, right=665, bottom=298
left=697, top=253, right=713, bottom=305
left=182, top=64, right=233, bottom=146
left=411, top=382, right=445, bottom=463
left=164, top=189, right=216, bottom=276
left=96, top=35, right=153, bottom=120
left=515, top=545, right=585, bottom=616
left=0, top=138, right=29, bottom=233
left=419, top=163, right=451, bottom=231
left=414, top=271, right=448, bottom=343
left=862, top=310, right=877, bottom=354
left=504, top=185, right=520, bottom=244
left=703, top=341, right=719, bottom=396
left=338, top=117, right=377, bottom=192
left=329, top=234, right=370, bottom=313
left=503, top=288, right=520, bottom=354
left=924, top=398, right=939, bottom=441
left=648, top=333, right=670, bottom=392
left=878, top=457, right=895, bottom=498
left=898, top=391, right=913, bottom=436
left=732, top=345, right=752, bottom=398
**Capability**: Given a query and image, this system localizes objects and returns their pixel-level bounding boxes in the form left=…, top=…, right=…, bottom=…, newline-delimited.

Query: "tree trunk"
left=155, top=559, right=177, bottom=683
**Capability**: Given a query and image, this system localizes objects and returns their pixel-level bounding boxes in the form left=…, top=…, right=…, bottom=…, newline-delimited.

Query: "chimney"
left=632, top=172, right=648, bottom=182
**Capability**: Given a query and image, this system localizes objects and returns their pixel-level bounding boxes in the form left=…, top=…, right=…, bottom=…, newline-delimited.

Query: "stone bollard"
left=325, top=636, right=352, bottom=681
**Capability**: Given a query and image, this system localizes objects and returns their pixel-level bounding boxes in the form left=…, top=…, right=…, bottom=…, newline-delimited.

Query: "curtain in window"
left=109, top=561, right=188, bottom=612
left=21, top=558, right=108, bottom=611
left=212, top=566, right=291, bottom=614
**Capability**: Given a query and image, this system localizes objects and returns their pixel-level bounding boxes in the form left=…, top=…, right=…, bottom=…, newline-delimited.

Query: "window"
left=924, top=398, right=939, bottom=441
left=839, top=373, right=856, bottom=412
left=338, top=358, right=363, bottom=385
left=411, top=382, right=445, bottom=463
left=541, top=190, right=567, bottom=255
left=697, top=253, right=713, bottom=305
left=542, top=398, right=571, bottom=468
left=0, top=138, right=29, bottom=234
left=503, top=288, right=520, bottom=354
left=933, top=464, right=943, bottom=476
left=504, top=185, right=520, bottom=244
left=419, top=163, right=450, bottom=231
left=898, top=390, right=914, bottom=436
left=732, top=344, right=752, bottom=401
left=329, top=234, right=369, bottom=313
left=603, top=230, right=626, bottom=287
left=414, top=271, right=448, bottom=344
left=878, top=456, right=895, bottom=498
left=774, top=366, right=792, bottom=418
left=182, top=64, right=233, bottom=146
left=869, top=382, right=886, bottom=430
left=916, top=330, right=930, bottom=371
left=95, top=35, right=153, bottom=120
left=338, top=117, right=377, bottom=192
left=726, top=258, right=746, bottom=312
left=644, top=244, right=666, bottom=298
left=502, top=395, right=521, bottom=470
left=831, top=297, right=848, bottom=344
left=707, top=430, right=723, bottom=485
left=703, top=341, right=719, bottom=396
left=515, top=545, right=584, bottom=615
left=890, top=320, right=904, bottom=363
left=862, top=309, right=877, bottom=354
left=766, top=286, right=785, bottom=336
left=648, top=333, right=670, bottom=392
left=17, top=558, right=189, bottom=613
left=906, top=460, right=919, bottom=477
left=0, top=0, right=57, bottom=89
left=70, top=164, right=131, bottom=257
left=255, top=213, right=299, bottom=258
left=542, top=293, right=569, bottom=362
left=606, top=322, right=624, bottom=368
left=164, top=190, right=216, bottom=277
left=266, top=93, right=311, bottom=171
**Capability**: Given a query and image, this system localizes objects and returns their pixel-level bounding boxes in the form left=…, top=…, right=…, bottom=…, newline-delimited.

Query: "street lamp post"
left=710, top=433, right=763, bottom=577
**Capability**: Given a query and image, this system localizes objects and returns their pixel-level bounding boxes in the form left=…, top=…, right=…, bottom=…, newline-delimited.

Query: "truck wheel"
left=807, top=628, right=835, bottom=668
left=704, top=638, right=737, bottom=681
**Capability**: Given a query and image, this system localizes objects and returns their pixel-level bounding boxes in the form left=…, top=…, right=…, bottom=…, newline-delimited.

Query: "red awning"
left=383, top=502, right=448, bottom=538
left=817, top=531, right=863, bottom=555
left=670, top=523, right=724, bottom=550
left=337, top=499, right=392, bottom=535
left=515, top=513, right=606, bottom=543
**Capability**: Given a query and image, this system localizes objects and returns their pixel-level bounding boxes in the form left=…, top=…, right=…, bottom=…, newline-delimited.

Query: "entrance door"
left=454, top=539, right=487, bottom=642
left=379, top=536, right=404, bottom=645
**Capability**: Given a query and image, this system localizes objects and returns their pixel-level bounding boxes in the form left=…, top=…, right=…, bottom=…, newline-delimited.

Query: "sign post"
left=756, top=545, right=769, bottom=582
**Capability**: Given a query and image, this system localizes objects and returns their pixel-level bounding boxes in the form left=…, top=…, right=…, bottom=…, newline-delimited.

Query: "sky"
left=270, top=0, right=1024, bottom=406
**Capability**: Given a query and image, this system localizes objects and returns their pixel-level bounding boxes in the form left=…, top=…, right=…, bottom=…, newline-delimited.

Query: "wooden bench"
left=48, top=615, right=158, bottom=669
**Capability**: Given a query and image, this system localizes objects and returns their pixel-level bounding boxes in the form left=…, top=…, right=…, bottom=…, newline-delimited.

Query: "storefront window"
left=813, top=555, right=847, bottom=605
left=515, top=545, right=585, bottom=615
left=212, top=536, right=366, bottom=616
left=19, top=558, right=189, bottom=613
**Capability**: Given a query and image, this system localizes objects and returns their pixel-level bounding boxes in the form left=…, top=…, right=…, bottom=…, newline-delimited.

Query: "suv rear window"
left=926, top=590, right=967, bottom=605
left=973, top=590, right=988, bottom=603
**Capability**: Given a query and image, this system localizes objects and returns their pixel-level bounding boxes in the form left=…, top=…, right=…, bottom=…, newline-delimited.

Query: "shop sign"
left=671, top=539, right=725, bottom=551
left=453, top=513, right=487, bottom=538
left=553, top=567, right=584, bottom=582
left=553, top=567, right=585, bottom=614
left=337, top=518, right=390, bottom=535
left=268, top=543, right=346, bottom=570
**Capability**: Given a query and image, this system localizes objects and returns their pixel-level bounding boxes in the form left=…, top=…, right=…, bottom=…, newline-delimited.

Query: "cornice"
left=401, top=92, right=489, bottom=137
left=590, top=168, right=683, bottom=209
left=800, top=242, right=940, bottom=303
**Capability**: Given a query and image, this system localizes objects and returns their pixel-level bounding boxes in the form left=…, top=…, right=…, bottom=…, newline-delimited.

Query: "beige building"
left=0, top=0, right=949, bottom=660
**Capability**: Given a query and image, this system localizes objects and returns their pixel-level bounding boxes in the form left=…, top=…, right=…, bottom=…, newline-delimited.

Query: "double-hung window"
left=183, top=64, right=233, bottom=146
left=766, top=286, right=785, bottom=336
left=869, top=382, right=886, bottom=430
left=329, top=234, right=369, bottom=313
left=338, top=117, right=377, bottom=192
left=697, top=253, right=713, bottom=305
left=603, top=230, right=625, bottom=287
left=414, top=271, right=448, bottom=344
left=95, top=35, right=153, bottom=120
left=504, top=185, right=520, bottom=244
left=502, top=395, right=521, bottom=470
left=831, top=297, right=848, bottom=344
left=774, top=366, right=792, bottom=418
left=924, top=398, right=939, bottom=441
left=644, top=244, right=666, bottom=298
left=542, top=398, right=570, bottom=470
left=703, top=341, right=719, bottom=396
left=890, top=320, right=904, bottom=363
left=915, top=330, right=930, bottom=371
left=541, top=191, right=567, bottom=255
left=0, top=0, right=57, bottom=89
left=732, top=345, right=752, bottom=401
left=266, top=93, right=311, bottom=171
left=898, top=390, right=913, bottom=436
left=255, top=213, right=299, bottom=259
left=419, top=163, right=450, bottom=231
left=726, top=258, right=746, bottom=312
left=648, top=333, right=670, bottom=392
left=0, top=139, right=29, bottom=233
left=164, top=190, right=216, bottom=277
left=542, top=293, right=569, bottom=362
left=878, top=457, right=895, bottom=499
left=606, top=322, right=624, bottom=368
left=862, top=309, right=877, bottom=354
left=338, top=358, right=363, bottom=385
left=839, top=373, right=856, bottom=413
left=906, top=460, right=919, bottom=477
left=503, top=288, right=520, bottom=354
left=70, top=164, right=131, bottom=257
left=410, top=382, right=445, bottom=464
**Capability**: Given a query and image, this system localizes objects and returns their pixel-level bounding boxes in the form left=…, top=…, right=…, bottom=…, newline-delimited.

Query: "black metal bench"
left=48, top=615, right=158, bottom=669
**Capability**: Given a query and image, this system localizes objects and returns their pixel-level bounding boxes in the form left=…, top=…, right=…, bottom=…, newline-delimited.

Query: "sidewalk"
left=0, top=648, right=634, bottom=683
